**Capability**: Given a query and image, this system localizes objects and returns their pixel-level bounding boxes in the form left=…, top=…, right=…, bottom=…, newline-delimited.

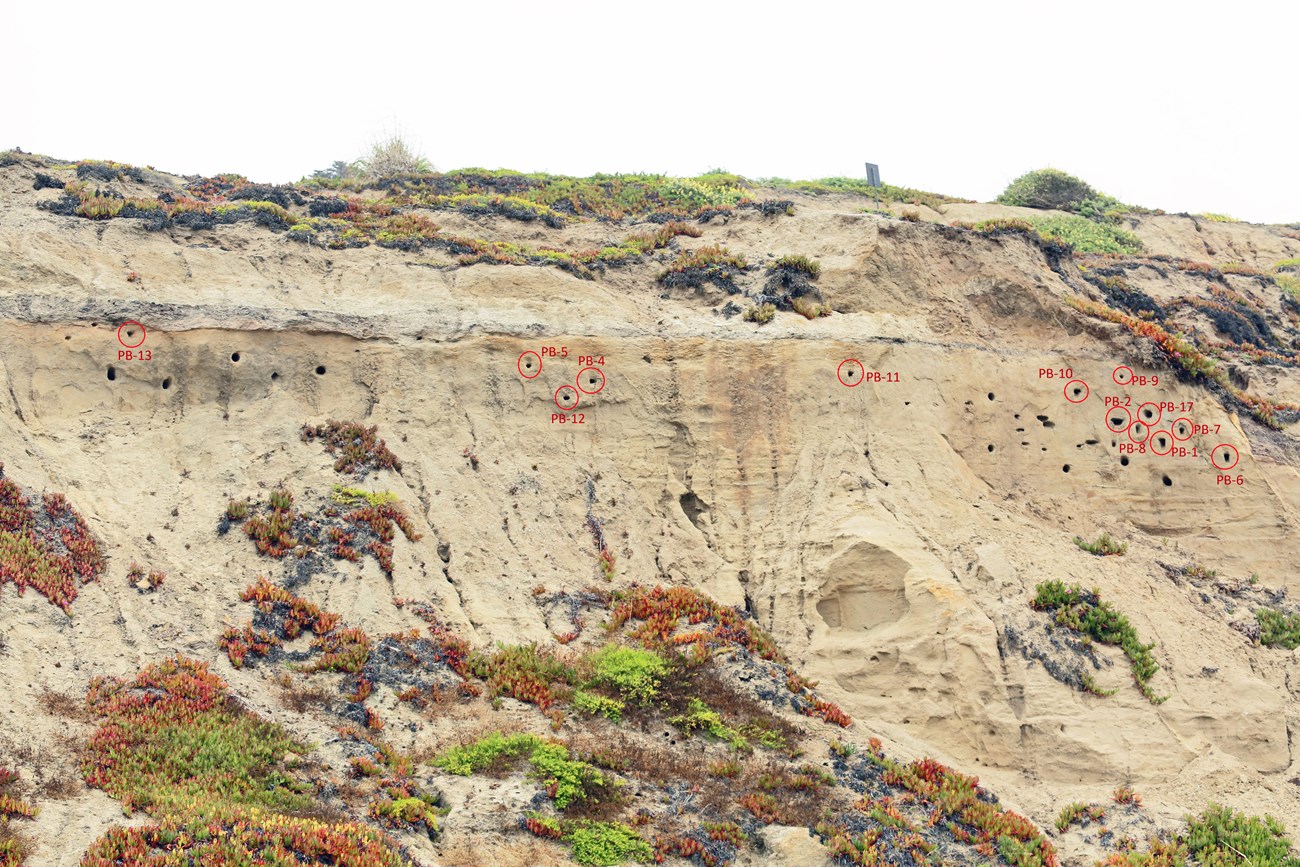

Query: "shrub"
left=791, top=296, right=831, bottom=319
left=670, top=698, right=749, bottom=751
left=573, top=690, right=624, bottom=722
left=589, top=645, right=667, bottom=705
left=1025, top=215, right=1142, bottom=254
left=1032, top=581, right=1165, bottom=703
left=997, top=168, right=1099, bottom=211
left=433, top=734, right=609, bottom=810
left=566, top=822, right=653, bottom=866
left=331, top=486, right=399, bottom=507
left=1256, top=608, right=1300, bottom=649
left=769, top=254, right=821, bottom=279
left=1185, top=803, right=1300, bottom=866
left=1199, top=213, right=1241, bottom=223
left=759, top=176, right=971, bottom=211
left=432, top=732, right=541, bottom=776
left=1074, top=532, right=1128, bottom=556
left=743, top=303, right=776, bottom=324
left=352, top=136, right=433, bottom=179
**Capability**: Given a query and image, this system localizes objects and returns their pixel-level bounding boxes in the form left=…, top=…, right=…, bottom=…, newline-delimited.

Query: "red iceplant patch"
left=0, top=466, right=105, bottom=612
left=79, top=811, right=412, bottom=866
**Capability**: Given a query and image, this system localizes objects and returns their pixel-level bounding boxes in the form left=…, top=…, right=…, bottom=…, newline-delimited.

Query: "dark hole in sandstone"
left=315, top=365, right=326, bottom=375
left=162, top=377, right=171, bottom=390
left=988, top=392, right=995, bottom=401
left=1121, top=455, right=1130, bottom=466
left=1062, top=464, right=1071, bottom=473
left=231, top=352, right=241, bottom=362
left=271, top=372, right=279, bottom=380
left=1163, top=475, right=1172, bottom=487
left=988, top=444, right=995, bottom=452
left=107, top=366, right=116, bottom=381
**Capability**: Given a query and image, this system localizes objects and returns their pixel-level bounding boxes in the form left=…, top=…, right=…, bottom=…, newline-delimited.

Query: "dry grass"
left=434, top=834, right=560, bottom=867
left=37, top=688, right=88, bottom=723
left=274, top=674, right=338, bottom=714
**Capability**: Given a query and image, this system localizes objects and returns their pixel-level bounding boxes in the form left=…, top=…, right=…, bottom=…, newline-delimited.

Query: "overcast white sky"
left=6, top=1, right=1296, bottom=223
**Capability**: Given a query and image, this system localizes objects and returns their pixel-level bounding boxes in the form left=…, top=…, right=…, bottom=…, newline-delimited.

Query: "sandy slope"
left=2, top=159, right=1300, bottom=864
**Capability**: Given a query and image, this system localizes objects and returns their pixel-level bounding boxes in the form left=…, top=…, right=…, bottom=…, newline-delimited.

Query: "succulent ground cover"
left=77, top=655, right=419, bottom=865
left=0, top=767, right=36, bottom=866
left=0, top=464, right=105, bottom=612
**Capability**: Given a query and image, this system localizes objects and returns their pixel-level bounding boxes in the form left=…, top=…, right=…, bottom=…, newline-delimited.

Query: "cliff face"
left=2, top=154, right=1300, bottom=865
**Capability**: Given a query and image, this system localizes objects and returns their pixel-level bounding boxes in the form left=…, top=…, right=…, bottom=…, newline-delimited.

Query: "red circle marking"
left=576, top=366, right=605, bottom=395
left=1112, top=366, right=1134, bottom=385
left=518, top=351, right=542, bottom=379
left=1064, top=379, right=1089, bottom=404
left=837, top=359, right=864, bottom=387
left=117, top=320, right=146, bottom=349
left=1170, top=417, right=1193, bottom=441
left=1210, top=444, right=1239, bottom=470
left=554, top=385, right=580, bottom=411
left=1138, top=402, right=1162, bottom=426
left=1128, top=421, right=1149, bottom=444
left=1104, top=406, right=1132, bottom=432
left=1150, top=430, right=1174, bottom=456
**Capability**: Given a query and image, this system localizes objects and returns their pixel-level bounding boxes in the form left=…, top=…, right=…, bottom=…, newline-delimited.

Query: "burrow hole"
left=315, top=365, right=326, bottom=376
left=1121, top=455, right=1130, bottom=466
left=1062, top=464, right=1071, bottom=473
left=271, top=372, right=280, bottom=381
left=161, top=377, right=171, bottom=390
left=231, top=352, right=241, bottom=362
left=1163, top=475, right=1172, bottom=486
left=1072, top=386, right=1083, bottom=398
left=106, top=366, right=116, bottom=381
left=987, top=444, right=995, bottom=452
left=987, top=392, right=995, bottom=401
